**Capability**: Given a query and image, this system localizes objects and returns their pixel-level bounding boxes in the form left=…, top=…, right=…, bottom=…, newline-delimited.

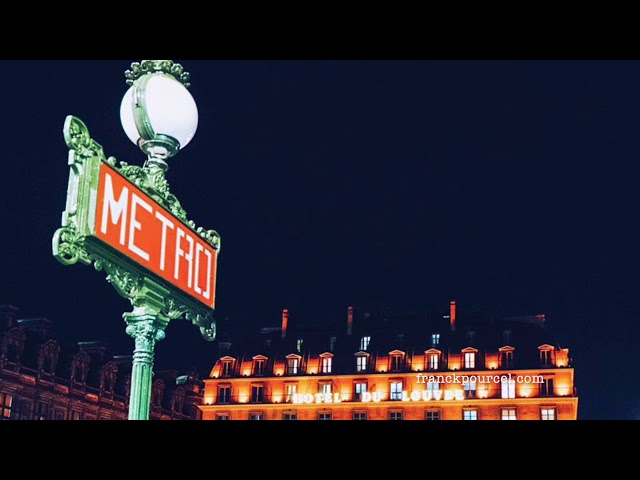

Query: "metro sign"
left=95, top=164, right=217, bottom=308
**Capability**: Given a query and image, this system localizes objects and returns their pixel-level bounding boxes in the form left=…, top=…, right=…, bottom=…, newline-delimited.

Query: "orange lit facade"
left=200, top=304, right=578, bottom=420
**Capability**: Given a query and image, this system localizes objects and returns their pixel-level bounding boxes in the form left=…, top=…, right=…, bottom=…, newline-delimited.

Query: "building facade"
left=0, top=305, right=203, bottom=420
left=200, top=303, right=578, bottom=420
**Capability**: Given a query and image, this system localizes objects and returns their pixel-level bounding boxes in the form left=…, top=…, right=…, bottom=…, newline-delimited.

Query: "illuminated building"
left=0, top=305, right=202, bottom=420
left=200, top=303, right=578, bottom=420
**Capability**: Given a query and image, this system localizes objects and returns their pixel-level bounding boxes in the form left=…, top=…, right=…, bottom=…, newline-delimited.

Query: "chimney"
left=0, top=305, right=19, bottom=330
left=347, top=306, right=354, bottom=335
left=281, top=309, right=289, bottom=339
left=450, top=301, right=456, bottom=331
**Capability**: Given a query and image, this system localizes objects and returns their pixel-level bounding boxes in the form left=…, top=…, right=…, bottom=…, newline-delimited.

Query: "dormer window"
left=355, top=352, right=369, bottom=372
left=503, top=329, right=512, bottom=344
left=329, top=336, right=337, bottom=352
left=539, top=345, right=555, bottom=367
left=320, top=353, right=334, bottom=374
left=425, top=349, right=441, bottom=371
left=360, top=336, right=371, bottom=350
left=462, top=348, right=477, bottom=369
left=466, top=331, right=476, bottom=345
left=296, top=339, right=303, bottom=353
left=499, top=347, right=514, bottom=369
left=253, top=355, right=268, bottom=376
left=431, top=333, right=440, bottom=346
left=389, top=350, right=405, bottom=372
left=286, top=354, right=301, bottom=375
left=219, top=357, right=236, bottom=378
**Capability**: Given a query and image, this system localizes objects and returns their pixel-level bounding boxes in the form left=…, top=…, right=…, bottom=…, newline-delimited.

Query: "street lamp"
left=52, top=60, right=220, bottom=420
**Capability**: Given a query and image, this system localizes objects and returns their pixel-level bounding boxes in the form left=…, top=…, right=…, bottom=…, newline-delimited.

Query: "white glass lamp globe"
left=120, top=73, right=198, bottom=158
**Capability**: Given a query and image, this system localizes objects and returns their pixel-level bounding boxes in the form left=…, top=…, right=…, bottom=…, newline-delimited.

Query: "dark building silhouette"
left=0, top=305, right=202, bottom=420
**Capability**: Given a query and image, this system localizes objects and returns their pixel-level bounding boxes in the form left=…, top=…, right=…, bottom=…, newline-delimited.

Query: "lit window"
left=287, top=357, right=299, bottom=375
left=501, top=408, right=517, bottom=420
left=356, top=355, right=367, bottom=372
left=285, top=384, right=297, bottom=403
left=254, top=359, right=265, bottom=376
left=283, top=412, right=297, bottom=420
left=217, top=385, right=231, bottom=404
left=464, top=381, right=477, bottom=399
left=321, top=356, right=332, bottom=374
left=320, top=383, right=332, bottom=394
left=296, top=339, right=303, bottom=353
left=251, top=385, right=264, bottom=403
left=501, top=378, right=515, bottom=399
left=540, top=349, right=552, bottom=367
left=318, top=412, right=332, bottom=420
left=463, top=410, right=478, bottom=420
left=391, top=355, right=403, bottom=372
left=329, top=336, right=336, bottom=352
left=501, top=350, right=514, bottom=369
left=221, top=360, right=232, bottom=377
left=389, top=411, right=403, bottom=420
left=540, top=378, right=554, bottom=397
left=432, top=333, right=440, bottom=346
left=425, top=411, right=440, bottom=420
left=390, top=381, right=403, bottom=401
left=360, top=336, right=371, bottom=350
left=353, top=412, right=367, bottom=420
left=541, top=408, right=556, bottom=420
left=427, top=381, right=440, bottom=394
left=249, top=412, right=264, bottom=420
left=354, top=381, right=367, bottom=400
left=464, top=352, right=476, bottom=369
left=428, top=353, right=439, bottom=370
left=216, top=413, right=229, bottom=420
left=0, top=393, right=12, bottom=420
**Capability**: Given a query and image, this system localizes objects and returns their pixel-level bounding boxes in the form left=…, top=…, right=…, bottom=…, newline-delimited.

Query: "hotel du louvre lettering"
left=292, top=390, right=465, bottom=404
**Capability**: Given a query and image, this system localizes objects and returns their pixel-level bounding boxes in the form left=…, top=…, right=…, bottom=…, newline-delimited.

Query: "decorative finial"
left=124, top=60, right=191, bottom=88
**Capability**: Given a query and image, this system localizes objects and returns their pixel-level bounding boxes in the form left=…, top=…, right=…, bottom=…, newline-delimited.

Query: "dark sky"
left=2, top=60, right=639, bottom=419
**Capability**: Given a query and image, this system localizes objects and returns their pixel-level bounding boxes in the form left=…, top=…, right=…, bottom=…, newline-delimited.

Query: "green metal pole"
left=125, top=312, right=166, bottom=420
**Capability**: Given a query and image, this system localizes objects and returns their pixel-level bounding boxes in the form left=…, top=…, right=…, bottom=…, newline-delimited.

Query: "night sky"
left=2, top=60, right=639, bottom=420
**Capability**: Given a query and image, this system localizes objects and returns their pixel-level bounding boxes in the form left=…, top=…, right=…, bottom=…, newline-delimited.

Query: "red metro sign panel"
left=94, top=163, right=217, bottom=309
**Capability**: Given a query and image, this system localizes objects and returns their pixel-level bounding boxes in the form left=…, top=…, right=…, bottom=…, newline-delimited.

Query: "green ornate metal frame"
left=52, top=115, right=219, bottom=341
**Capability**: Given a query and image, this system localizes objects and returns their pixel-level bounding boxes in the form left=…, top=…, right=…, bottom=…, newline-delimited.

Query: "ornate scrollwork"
left=186, top=311, right=216, bottom=341
left=125, top=321, right=166, bottom=344
left=63, top=115, right=106, bottom=165
left=96, top=259, right=143, bottom=300
left=52, top=224, right=93, bottom=266
left=125, top=60, right=191, bottom=88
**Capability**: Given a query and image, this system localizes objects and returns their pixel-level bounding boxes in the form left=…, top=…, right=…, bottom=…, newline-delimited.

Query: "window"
left=425, top=411, right=440, bottom=420
left=464, top=381, right=477, bottom=399
left=503, top=329, right=512, bottom=344
left=501, top=378, right=516, bottom=399
left=218, top=385, right=231, bottom=404
left=285, top=384, right=297, bottom=403
left=249, top=412, right=264, bottom=420
left=321, top=356, right=332, bottom=374
left=0, top=393, right=12, bottom=420
left=55, top=411, right=66, bottom=420
left=287, top=357, right=299, bottom=375
left=501, top=408, right=517, bottom=420
left=463, top=410, right=478, bottom=420
left=464, top=352, right=476, bottom=369
left=296, top=339, right=303, bottom=353
left=432, top=333, right=440, bottom=346
left=389, top=411, right=403, bottom=420
left=541, top=408, right=556, bottom=420
left=354, top=381, right=367, bottom=400
left=283, top=412, right=297, bottom=420
left=318, top=412, right=332, bottom=420
left=329, top=336, right=336, bottom=352
left=390, top=381, right=403, bottom=401
left=251, top=385, right=264, bottom=403
left=254, top=359, right=265, bottom=376
left=216, top=413, right=230, bottom=420
left=353, top=412, right=367, bottom=420
left=427, top=381, right=440, bottom=394
left=320, top=383, right=332, bottom=394
left=501, top=350, right=514, bottom=369
left=356, top=355, right=367, bottom=372
left=360, top=336, right=371, bottom=350
left=35, top=402, right=49, bottom=420
left=391, top=355, right=402, bottom=372
left=70, top=411, right=82, bottom=421
left=540, top=378, right=554, bottom=397
left=221, top=360, right=232, bottom=377
left=428, top=353, right=439, bottom=370
left=541, top=349, right=552, bottom=367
